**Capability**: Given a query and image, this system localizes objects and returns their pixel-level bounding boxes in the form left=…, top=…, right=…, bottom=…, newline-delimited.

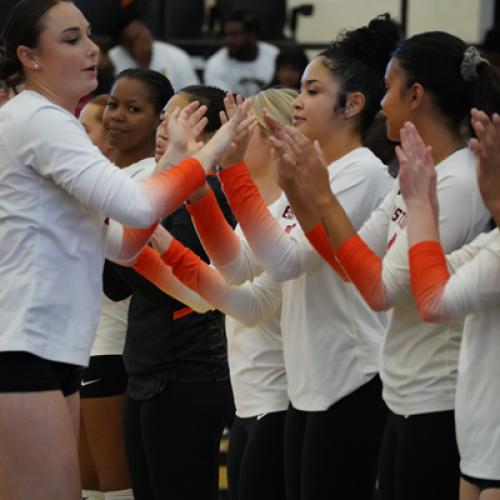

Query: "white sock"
left=104, top=489, right=134, bottom=500
left=82, top=490, right=105, bottom=500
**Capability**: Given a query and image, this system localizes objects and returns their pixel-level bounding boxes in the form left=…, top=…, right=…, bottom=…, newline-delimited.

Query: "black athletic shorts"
left=0, top=351, right=81, bottom=396
left=462, top=473, right=500, bottom=491
left=80, top=354, right=128, bottom=399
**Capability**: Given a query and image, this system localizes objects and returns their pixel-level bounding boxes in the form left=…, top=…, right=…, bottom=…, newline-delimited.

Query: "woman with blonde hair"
left=133, top=87, right=295, bottom=500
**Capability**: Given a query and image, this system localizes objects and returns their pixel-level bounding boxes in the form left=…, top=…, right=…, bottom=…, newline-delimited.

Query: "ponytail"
left=464, top=48, right=500, bottom=123
left=394, top=31, right=500, bottom=135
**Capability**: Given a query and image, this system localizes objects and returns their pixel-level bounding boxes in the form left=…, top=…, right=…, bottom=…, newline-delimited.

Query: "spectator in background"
left=93, top=37, right=117, bottom=95
left=268, top=46, right=309, bottom=90
left=108, top=18, right=199, bottom=91
left=74, top=0, right=137, bottom=39
left=217, top=0, right=286, bottom=40
left=204, top=11, right=279, bottom=97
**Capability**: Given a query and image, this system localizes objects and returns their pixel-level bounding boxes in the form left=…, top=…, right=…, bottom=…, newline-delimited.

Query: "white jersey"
left=204, top=42, right=279, bottom=97
left=432, top=229, right=500, bottom=479
left=109, top=41, right=199, bottom=92
left=220, top=148, right=393, bottom=411
left=279, top=149, right=391, bottom=410
left=225, top=196, right=288, bottom=418
left=0, top=91, right=192, bottom=366
left=359, top=148, right=490, bottom=415
left=91, top=158, right=155, bottom=357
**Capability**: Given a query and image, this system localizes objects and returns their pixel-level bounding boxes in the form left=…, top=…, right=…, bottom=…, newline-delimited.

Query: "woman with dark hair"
left=397, top=113, right=500, bottom=500
left=268, top=46, right=309, bottom=90
left=272, top=30, right=498, bottom=500
left=0, top=1, right=248, bottom=498
left=130, top=87, right=297, bottom=500
left=186, top=14, right=400, bottom=500
left=104, top=84, right=236, bottom=500
left=79, top=68, right=176, bottom=500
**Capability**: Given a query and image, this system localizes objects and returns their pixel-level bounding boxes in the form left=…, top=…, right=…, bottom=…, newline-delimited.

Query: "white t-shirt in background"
left=204, top=42, right=279, bottom=97
left=109, top=41, right=200, bottom=92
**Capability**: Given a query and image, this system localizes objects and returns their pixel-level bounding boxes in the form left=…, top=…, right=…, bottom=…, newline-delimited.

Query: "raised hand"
left=262, top=109, right=286, bottom=140
left=194, top=97, right=256, bottom=174
left=397, top=122, right=437, bottom=212
left=156, top=100, right=208, bottom=171
left=150, top=224, right=174, bottom=255
left=470, top=109, right=500, bottom=214
left=219, top=93, right=256, bottom=168
left=264, top=110, right=304, bottom=191
left=273, top=125, right=332, bottom=207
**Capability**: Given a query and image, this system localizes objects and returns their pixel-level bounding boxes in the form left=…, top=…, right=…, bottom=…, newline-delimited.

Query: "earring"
left=33, top=63, right=40, bottom=70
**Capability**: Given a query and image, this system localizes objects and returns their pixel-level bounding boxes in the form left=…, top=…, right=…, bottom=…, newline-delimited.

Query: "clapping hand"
left=470, top=109, right=500, bottom=215
left=194, top=96, right=256, bottom=174
left=397, top=122, right=438, bottom=217
left=264, top=112, right=331, bottom=207
left=219, top=93, right=257, bottom=168
left=156, top=100, right=208, bottom=172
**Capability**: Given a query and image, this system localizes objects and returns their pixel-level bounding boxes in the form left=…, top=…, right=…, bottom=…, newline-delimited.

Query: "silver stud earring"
left=33, top=63, right=40, bottom=70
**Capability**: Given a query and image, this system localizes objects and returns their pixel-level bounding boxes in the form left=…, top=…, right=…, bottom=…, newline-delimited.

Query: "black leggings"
left=285, top=375, right=387, bottom=500
left=123, top=379, right=234, bottom=500
left=377, top=409, right=460, bottom=500
left=227, top=411, right=286, bottom=500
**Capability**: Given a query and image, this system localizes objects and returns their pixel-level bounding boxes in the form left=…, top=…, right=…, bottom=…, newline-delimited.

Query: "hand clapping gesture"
left=470, top=109, right=500, bottom=219
left=193, top=95, right=255, bottom=174
left=219, top=92, right=257, bottom=169
left=263, top=111, right=331, bottom=207
left=156, top=100, right=208, bottom=172
left=397, top=122, right=438, bottom=218
left=396, top=121, right=441, bottom=244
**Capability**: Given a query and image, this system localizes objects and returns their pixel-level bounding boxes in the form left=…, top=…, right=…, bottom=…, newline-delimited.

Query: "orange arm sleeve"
left=186, top=187, right=241, bottom=266
left=305, top=224, right=349, bottom=282
left=140, top=157, right=206, bottom=218
left=115, top=157, right=205, bottom=262
left=162, top=239, right=217, bottom=292
left=160, top=239, right=235, bottom=310
left=122, top=222, right=158, bottom=258
left=218, top=162, right=278, bottom=246
left=134, top=245, right=176, bottom=286
left=335, top=234, right=388, bottom=310
left=134, top=238, right=280, bottom=325
left=409, top=241, right=450, bottom=321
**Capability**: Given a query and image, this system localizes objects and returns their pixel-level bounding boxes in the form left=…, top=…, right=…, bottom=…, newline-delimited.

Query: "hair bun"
left=461, top=46, right=489, bottom=82
left=337, top=13, right=401, bottom=72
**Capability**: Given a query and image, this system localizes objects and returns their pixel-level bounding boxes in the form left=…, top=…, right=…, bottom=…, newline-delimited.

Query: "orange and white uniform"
left=0, top=90, right=208, bottom=366
left=307, top=148, right=491, bottom=415
left=211, top=148, right=392, bottom=411
left=410, top=229, right=500, bottom=479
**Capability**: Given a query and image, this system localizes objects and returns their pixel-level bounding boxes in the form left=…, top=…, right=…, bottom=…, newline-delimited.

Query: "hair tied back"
left=461, top=46, right=489, bottom=83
